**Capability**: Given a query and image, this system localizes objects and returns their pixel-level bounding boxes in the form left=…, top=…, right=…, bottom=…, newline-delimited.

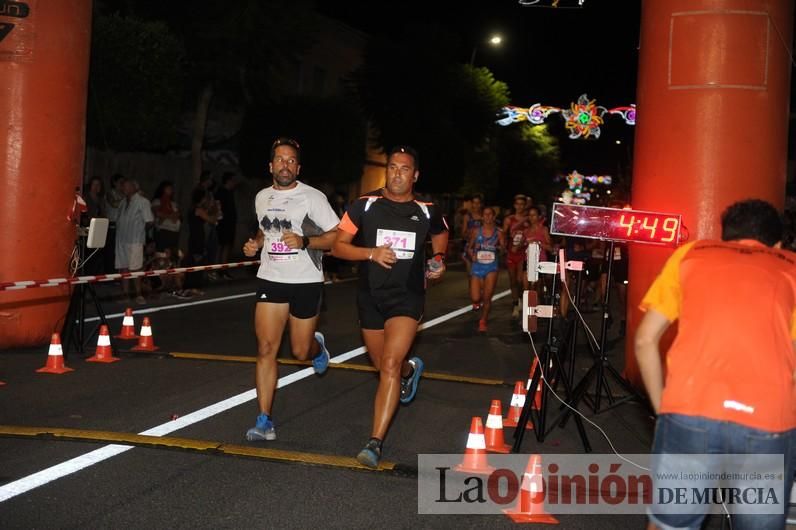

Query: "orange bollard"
left=115, top=308, right=138, bottom=339
left=36, top=333, right=74, bottom=374
left=131, top=317, right=158, bottom=352
left=484, top=400, right=511, bottom=454
left=87, top=324, right=120, bottom=363
left=503, top=381, right=532, bottom=430
left=453, top=417, right=495, bottom=475
left=503, top=454, right=559, bottom=524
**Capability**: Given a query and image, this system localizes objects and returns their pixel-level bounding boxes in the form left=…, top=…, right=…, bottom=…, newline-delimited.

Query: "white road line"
left=84, top=276, right=357, bottom=323
left=323, top=290, right=511, bottom=364
left=0, top=289, right=510, bottom=502
left=419, top=290, right=510, bottom=331
left=85, top=292, right=256, bottom=323
left=86, top=268, right=455, bottom=323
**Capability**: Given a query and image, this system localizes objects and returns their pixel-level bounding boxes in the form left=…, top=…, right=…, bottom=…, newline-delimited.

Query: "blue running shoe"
left=245, top=413, right=276, bottom=441
left=356, top=438, right=382, bottom=468
left=312, top=332, right=330, bottom=374
left=399, top=357, right=424, bottom=404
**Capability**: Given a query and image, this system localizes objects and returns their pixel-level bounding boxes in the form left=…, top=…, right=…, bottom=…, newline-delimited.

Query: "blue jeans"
left=650, top=414, right=796, bottom=530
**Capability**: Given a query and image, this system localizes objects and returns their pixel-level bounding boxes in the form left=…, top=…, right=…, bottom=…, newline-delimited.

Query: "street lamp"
left=470, top=34, right=502, bottom=66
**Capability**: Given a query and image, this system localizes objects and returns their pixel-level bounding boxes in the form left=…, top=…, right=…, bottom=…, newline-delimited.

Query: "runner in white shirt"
left=242, top=137, right=340, bottom=441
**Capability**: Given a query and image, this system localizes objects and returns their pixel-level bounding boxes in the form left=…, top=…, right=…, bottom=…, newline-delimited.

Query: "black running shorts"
left=255, top=279, right=323, bottom=319
left=357, top=289, right=424, bottom=330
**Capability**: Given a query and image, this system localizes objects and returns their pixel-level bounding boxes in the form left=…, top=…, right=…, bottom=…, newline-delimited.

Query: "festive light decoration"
left=528, top=104, right=561, bottom=124
left=607, top=105, right=636, bottom=126
left=566, top=171, right=583, bottom=189
left=497, top=93, right=636, bottom=139
left=563, top=94, right=606, bottom=139
left=559, top=170, right=613, bottom=188
left=518, top=0, right=586, bottom=8
left=555, top=170, right=613, bottom=204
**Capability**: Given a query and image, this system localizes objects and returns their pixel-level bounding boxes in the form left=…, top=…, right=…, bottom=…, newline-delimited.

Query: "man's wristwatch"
left=301, top=235, right=311, bottom=250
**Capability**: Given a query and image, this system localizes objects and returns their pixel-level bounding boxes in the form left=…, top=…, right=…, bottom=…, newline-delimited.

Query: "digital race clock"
left=550, top=203, right=684, bottom=247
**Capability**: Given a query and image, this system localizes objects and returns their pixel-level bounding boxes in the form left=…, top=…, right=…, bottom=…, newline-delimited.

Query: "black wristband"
left=302, top=235, right=310, bottom=250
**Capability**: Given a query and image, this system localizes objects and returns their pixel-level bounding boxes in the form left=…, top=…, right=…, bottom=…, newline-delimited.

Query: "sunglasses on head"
left=272, top=137, right=300, bottom=150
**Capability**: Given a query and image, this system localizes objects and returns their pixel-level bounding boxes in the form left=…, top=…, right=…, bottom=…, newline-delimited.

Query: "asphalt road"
left=0, top=265, right=739, bottom=529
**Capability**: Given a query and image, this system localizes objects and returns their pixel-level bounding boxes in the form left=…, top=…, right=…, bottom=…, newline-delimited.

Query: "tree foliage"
left=87, top=14, right=184, bottom=151
left=353, top=24, right=510, bottom=193
left=494, top=123, right=561, bottom=205
left=102, top=0, right=316, bottom=107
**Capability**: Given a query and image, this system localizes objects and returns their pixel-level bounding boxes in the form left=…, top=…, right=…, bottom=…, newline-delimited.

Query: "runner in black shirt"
left=333, top=145, right=449, bottom=467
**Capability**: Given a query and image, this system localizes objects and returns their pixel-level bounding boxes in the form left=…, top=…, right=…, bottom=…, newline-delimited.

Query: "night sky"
left=320, top=0, right=643, bottom=178
left=320, top=1, right=641, bottom=101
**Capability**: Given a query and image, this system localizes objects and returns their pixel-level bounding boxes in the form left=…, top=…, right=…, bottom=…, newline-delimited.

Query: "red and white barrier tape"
left=2, top=237, right=467, bottom=292
left=0, top=261, right=261, bottom=292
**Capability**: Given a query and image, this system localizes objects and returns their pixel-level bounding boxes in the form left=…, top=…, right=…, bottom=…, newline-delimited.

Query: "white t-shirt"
left=116, top=193, right=154, bottom=245
left=254, top=181, right=339, bottom=284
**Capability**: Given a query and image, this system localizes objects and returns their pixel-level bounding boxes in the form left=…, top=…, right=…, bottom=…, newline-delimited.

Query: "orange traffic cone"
left=453, top=417, right=495, bottom=475
left=484, top=400, right=511, bottom=453
left=131, top=317, right=158, bottom=352
left=503, top=454, right=559, bottom=524
left=36, top=333, right=74, bottom=374
left=87, top=325, right=120, bottom=363
left=115, top=308, right=139, bottom=339
left=525, top=358, right=543, bottom=410
left=525, top=358, right=539, bottom=390
left=503, top=381, right=532, bottom=429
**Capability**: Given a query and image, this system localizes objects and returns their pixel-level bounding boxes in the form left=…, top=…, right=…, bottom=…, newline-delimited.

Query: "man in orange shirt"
left=636, top=199, right=796, bottom=530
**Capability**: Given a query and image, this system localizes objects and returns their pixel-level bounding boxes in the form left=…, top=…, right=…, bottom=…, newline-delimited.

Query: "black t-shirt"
left=345, top=189, right=448, bottom=296
left=215, top=187, right=237, bottom=227
left=188, top=211, right=206, bottom=257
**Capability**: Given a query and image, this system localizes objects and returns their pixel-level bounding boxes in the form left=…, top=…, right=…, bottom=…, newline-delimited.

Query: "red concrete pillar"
left=0, top=1, right=93, bottom=348
left=626, top=0, right=793, bottom=385
left=625, top=0, right=794, bottom=386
